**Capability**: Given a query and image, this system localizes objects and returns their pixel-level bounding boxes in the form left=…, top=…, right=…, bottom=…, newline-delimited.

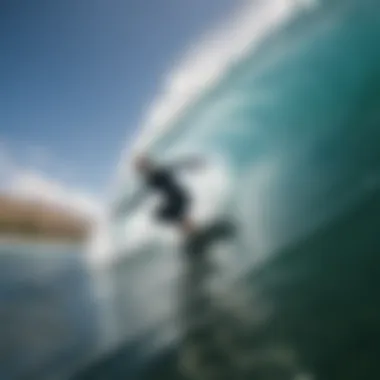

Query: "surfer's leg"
left=155, top=204, right=170, bottom=222
left=162, top=196, right=194, bottom=234
left=155, top=196, right=189, bottom=227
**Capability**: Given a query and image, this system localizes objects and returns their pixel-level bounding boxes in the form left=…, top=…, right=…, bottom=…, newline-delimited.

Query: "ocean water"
left=0, top=243, right=98, bottom=380
left=81, top=1, right=380, bottom=379
left=4, top=1, right=380, bottom=379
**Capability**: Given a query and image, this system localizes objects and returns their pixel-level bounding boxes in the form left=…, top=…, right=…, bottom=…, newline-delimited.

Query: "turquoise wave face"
left=97, top=2, right=380, bottom=380
left=143, top=1, right=380, bottom=262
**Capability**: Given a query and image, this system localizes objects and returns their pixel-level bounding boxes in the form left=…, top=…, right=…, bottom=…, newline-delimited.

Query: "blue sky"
left=0, top=0, right=243, bottom=201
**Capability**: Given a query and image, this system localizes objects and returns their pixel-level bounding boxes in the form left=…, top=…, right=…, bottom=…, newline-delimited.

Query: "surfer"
left=134, top=155, right=199, bottom=236
left=132, top=154, right=235, bottom=254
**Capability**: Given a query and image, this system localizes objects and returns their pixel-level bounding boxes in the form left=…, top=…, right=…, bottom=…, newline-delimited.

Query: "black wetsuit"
left=145, top=167, right=189, bottom=223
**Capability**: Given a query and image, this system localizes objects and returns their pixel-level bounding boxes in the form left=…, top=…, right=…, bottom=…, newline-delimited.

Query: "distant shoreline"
left=0, top=194, right=91, bottom=247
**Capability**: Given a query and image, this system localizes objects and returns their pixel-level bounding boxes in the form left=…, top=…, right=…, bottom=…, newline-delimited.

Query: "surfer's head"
left=134, top=154, right=154, bottom=174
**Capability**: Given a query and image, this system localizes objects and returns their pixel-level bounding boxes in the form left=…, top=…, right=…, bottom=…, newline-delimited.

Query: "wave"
left=113, top=0, right=317, bottom=185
